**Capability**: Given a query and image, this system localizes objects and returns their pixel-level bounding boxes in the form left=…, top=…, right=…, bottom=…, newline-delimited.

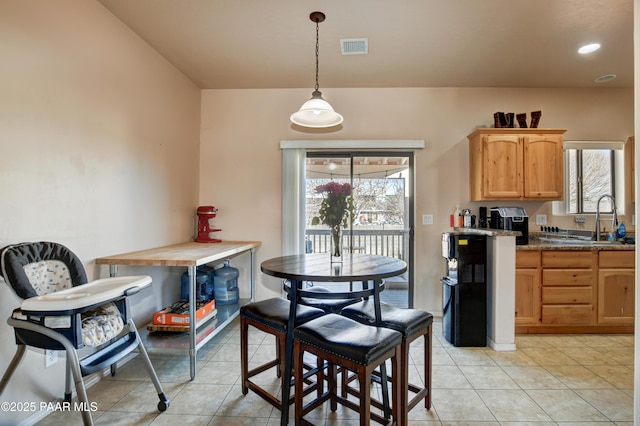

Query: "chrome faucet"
left=595, top=194, right=617, bottom=241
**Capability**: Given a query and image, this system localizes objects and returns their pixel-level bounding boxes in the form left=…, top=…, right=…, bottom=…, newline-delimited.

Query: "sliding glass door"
left=304, top=152, right=414, bottom=308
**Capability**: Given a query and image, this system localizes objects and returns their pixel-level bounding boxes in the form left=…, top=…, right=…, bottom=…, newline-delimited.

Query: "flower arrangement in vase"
left=311, top=182, right=354, bottom=261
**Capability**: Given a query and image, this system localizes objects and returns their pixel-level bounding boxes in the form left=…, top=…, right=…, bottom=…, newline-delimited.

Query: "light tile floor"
left=36, top=318, right=635, bottom=425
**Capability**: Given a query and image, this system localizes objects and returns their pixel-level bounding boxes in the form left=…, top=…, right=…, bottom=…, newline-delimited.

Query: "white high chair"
left=0, top=241, right=169, bottom=425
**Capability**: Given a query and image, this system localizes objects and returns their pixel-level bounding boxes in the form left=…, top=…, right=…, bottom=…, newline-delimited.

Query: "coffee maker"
left=490, top=207, right=529, bottom=245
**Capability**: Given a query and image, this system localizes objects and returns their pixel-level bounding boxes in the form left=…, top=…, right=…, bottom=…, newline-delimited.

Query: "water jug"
left=214, top=260, right=239, bottom=305
left=181, top=266, right=214, bottom=301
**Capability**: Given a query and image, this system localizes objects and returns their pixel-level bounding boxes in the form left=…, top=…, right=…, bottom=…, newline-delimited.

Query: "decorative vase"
left=329, top=225, right=343, bottom=263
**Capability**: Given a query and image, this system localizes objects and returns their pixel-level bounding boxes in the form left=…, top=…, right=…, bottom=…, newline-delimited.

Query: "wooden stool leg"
left=425, top=324, right=432, bottom=410
left=276, top=333, right=282, bottom=378
left=316, top=356, right=324, bottom=399
left=358, top=369, right=371, bottom=426
left=392, top=346, right=402, bottom=425
left=340, top=366, right=346, bottom=398
left=329, top=363, right=338, bottom=411
left=240, top=316, right=249, bottom=395
left=399, top=339, right=410, bottom=426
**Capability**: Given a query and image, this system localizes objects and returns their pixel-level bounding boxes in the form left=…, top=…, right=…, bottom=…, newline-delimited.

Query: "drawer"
left=543, top=269, right=594, bottom=286
left=516, top=251, right=541, bottom=268
left=599, top=251, right=635, bottom=268
left=542, top=251, right=595, bottom=268
left=542, top=287, right=592, bottom=304
left=542, top=305, right=594, bottom=324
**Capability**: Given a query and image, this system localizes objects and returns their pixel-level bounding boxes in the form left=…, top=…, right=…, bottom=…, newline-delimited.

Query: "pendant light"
left=290, top=11, right=343, bottom=128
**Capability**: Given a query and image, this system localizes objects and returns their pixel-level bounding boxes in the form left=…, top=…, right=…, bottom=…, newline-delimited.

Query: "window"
left=562, top=141, right=625, bottom=214
left=566, top=148, right=615, bottom=213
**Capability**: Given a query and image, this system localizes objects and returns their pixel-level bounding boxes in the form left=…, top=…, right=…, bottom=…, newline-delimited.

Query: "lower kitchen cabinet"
left=598, top=251, right=635, bottom=324
left=515, top=251, right=541, bottom=325
left=515, top=248, right=634, bottom=333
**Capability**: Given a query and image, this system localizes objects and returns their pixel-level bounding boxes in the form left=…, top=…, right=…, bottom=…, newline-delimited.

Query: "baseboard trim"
left=488, top=338, right=516, bottom=352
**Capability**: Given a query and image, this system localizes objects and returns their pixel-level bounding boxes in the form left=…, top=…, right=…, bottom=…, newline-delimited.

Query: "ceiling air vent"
left=340, top=38, right=368, bottom=55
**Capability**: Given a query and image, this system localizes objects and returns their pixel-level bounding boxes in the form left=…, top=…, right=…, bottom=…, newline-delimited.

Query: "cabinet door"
left=482, top=135, right=522, bottom=198
left=522, top=135, right=563, bottom=199
left=598, top=269, right=635, bottom=324
left=515, top=268, right=540, bottom=325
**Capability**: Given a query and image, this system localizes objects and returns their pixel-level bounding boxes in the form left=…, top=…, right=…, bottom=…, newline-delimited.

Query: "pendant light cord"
left=315, top=19, right=320, bottom=92
left=289, top=11, right=343, bottom=127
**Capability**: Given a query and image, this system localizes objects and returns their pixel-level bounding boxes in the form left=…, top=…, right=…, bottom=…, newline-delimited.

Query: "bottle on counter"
left=453, top=204, right=463, bottom=228
left=463, top=209, right=472, bottom=227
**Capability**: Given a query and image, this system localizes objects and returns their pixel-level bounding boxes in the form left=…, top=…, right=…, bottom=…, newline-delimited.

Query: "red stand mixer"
left=194, top=205, right=222, bottom=243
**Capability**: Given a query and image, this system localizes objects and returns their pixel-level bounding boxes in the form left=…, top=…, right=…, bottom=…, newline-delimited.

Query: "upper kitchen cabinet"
left=468, top=128, right=567, bottom=201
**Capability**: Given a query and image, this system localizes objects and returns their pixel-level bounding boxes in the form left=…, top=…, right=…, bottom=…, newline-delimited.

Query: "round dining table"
left=260, top=253, right=407, bottom=425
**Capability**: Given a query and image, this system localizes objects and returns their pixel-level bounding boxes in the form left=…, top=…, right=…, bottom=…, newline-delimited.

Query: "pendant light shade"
left=290, top=12, right=343, bottom=128
left=290, top=90, right=343, bottom=128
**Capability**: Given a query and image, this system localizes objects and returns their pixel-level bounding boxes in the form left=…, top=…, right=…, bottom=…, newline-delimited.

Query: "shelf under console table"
left=95, top=241, right=261, bottom=379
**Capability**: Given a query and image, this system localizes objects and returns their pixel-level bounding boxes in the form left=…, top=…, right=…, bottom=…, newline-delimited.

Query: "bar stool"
left=293, top=313, right=403, bottom=425
left=341, top=300, right=433, bottom=425
left=240, top=297, right=325, bottom=409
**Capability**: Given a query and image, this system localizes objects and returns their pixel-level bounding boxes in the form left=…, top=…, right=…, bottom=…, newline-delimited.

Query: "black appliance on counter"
left=490, top=207, right=529, bottom=245
left=440, top=233, right=487, bottom=347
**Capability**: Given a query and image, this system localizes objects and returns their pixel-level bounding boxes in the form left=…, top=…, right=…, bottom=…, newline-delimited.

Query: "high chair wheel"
left=157, top=399, right=170, bottom=412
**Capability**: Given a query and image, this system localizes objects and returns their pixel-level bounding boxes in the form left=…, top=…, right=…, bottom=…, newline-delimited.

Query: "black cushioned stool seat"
left=341, top=300, right=434, bottom=425
left=240, top=297, right=325, bottom=409
left=294, top=313, right=403, bottom=425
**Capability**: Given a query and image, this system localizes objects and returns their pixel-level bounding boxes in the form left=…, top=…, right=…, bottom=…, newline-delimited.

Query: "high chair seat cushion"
left=1, top=241, right=86, bottom=299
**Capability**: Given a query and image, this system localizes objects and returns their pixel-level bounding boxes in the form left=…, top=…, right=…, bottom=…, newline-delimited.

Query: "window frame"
left=560, top=140, right=625, bottom=215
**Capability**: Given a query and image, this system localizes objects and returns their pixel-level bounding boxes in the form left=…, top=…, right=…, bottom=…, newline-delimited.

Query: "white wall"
left=0, top=1, right=201, bottom=424
left=200, top=87, right=633, bottom=310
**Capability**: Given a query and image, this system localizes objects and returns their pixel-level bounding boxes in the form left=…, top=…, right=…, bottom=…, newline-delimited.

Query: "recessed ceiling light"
left=594, top=73, right=617, bottom=83
left=578, top=43, right=601, bottom=54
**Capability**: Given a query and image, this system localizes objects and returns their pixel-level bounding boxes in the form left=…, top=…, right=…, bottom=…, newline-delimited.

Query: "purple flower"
left=312, top=182, right=353, bottom=228
left=316, top=182, right=352, bottom=197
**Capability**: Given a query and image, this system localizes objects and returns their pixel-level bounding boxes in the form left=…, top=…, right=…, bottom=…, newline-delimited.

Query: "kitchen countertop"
left=450, top=228, right=634, bottom=251
left=518, top=239, right=635, bottom=251
left=450, top=227, right=521, bottom=237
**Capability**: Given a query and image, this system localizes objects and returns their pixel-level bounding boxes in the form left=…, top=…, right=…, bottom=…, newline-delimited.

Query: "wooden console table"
left=96, top=241, right=261, bottom=379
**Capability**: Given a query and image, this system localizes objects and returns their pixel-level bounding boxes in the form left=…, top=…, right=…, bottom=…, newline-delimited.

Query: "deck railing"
left=305, top=228, right=408, bottom=261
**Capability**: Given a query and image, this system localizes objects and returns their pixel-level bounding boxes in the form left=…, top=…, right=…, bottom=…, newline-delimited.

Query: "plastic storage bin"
left=214, top=260, right=239, bottom=305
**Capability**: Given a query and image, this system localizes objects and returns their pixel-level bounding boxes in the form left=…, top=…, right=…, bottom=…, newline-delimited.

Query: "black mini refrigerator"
left=441, top=233, right=487, bottom=347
